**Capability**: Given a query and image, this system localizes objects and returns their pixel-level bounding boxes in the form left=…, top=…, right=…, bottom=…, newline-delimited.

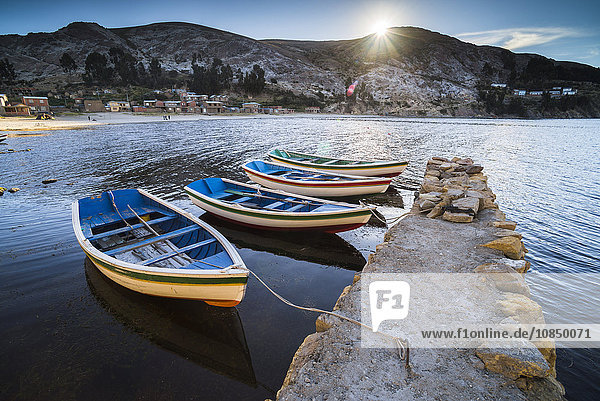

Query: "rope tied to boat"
left=229, top=264, right=410, bottom=365
left=359, top=200, right=412, bottom=226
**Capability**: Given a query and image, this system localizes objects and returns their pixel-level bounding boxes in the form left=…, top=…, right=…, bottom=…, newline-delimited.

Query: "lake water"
left=1, top=115, right=598, bottom=400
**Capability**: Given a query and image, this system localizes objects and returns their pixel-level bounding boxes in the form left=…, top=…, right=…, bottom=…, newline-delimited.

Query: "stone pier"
left=276, top=157, right=565, bottom=401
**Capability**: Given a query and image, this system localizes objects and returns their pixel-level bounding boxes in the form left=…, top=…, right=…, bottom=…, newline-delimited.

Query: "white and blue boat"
left=184, top=178, right=374, bottom=233
left=0, top=133, right=7, bottom=142
left=242, top=160, right=392, bottom=197
left=72, top=189, right=248, bottom=307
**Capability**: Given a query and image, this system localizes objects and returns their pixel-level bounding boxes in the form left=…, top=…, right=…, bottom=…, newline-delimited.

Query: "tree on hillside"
left=189, top=58, right=233, bottom=94
left=83, top=52, right=112, bottom=85
left=242, top=64, right=265, bottom=95
left=60, top=53, right=77, bottom=74
left=522, top=57, right=556, bottom=86
left=109, top=47, right=138, bottom=85
left=149, top=58, right=162, bottom=87
left=137, top=62, right=147, bottom=84
left=0, top=58, right=17, bottom=85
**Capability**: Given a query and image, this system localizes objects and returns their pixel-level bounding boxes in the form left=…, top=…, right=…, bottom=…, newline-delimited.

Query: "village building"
left=562, top=87, right=577, bottom=95
left=242, top=102, right=261, bottom=113
left=3, top=103, right=31, bottom=116
left=210, top=94, right=229, bottom=104
left=186, top=101, right=204, bottom=113
left=163, top=100, right=185, bottom=113
left=305, top=106, right=321, bottom=113
left=512, top=89, right=526, bottom=96
left=84, top=99, right=105, bottom=112
left=548, top=89, right=562, bottom=98
left=181, top=92, right=209, bottom=102
left=203, top=101, right=224, bottom=113
left=490, top=83, right=507, bottom=88
left=143, top=99, right=160, bottom=108
left=138, top=100, right=166, bottom=112
left=528, top=91, right=544, bottom=96
left=108, top=101, right=131, bottom=112
left=22, top=96, right=50, bottom=113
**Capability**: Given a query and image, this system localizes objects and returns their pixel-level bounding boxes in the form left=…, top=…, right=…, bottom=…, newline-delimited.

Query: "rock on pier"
left=276, top=157, right=565, bottom=401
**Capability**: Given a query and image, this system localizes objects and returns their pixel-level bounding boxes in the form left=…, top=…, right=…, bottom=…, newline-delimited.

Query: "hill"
left=1, top=22, right=599, bottom=117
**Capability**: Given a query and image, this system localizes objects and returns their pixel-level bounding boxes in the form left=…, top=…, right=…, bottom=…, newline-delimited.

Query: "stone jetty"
left=276, top=157, right=565, bottom=401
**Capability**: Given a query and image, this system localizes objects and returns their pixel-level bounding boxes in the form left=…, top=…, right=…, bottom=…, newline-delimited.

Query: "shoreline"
left=0, top=112, right=298, bottom=133
left=276, top=157, right=565, bottom=400
left=3, top=112, right=597, bottom=133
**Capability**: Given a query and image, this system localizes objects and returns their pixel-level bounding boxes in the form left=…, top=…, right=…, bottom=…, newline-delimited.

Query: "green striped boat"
left=185, top=178, right=374, bottom=233
left=268, top=149, right=408, bottom=177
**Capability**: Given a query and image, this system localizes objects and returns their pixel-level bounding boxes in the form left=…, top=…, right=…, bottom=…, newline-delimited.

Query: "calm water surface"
left=1, top=115, right=598, bottom=400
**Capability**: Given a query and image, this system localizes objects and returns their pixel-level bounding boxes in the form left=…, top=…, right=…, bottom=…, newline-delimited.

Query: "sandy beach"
left=0, top=112, right=290, bottom=133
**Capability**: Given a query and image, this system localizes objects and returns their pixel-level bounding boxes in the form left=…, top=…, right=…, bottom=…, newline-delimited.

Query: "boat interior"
left=272, top=149, right=368, bottom=166
left=78, top=189, right=232, bottom=269
left=188, top=178, right=350, bottom=213
left=246, top=161, right=353, bottom=181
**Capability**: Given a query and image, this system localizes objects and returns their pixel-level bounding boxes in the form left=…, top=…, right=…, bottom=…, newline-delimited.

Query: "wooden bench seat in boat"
left=286, top=204, right=306, bottom=212
left=322, top=159, right=340, bottom=165
left=141, top=238, right=217, bottom=266
left=211, top=191, right=231, bottom=200
left=231, top=196, right=252, bottom=204
left=88, top=215, right=177, bottom=241
left=264, top=201, right=285, bottom=210
left=105, top=225, right=200, bottom=256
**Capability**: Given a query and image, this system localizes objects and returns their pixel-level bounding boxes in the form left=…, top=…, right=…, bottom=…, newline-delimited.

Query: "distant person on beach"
left=88, top=116, right=90, bottom=121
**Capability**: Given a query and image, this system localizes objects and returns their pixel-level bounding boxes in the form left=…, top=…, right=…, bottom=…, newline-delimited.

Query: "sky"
left=1, top=0, right=599, bottom=67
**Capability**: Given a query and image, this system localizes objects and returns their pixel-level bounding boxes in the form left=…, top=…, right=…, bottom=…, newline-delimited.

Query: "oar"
left=126, top=205, right=236, bottom=270
left=126, top=205, right=193, bottom=264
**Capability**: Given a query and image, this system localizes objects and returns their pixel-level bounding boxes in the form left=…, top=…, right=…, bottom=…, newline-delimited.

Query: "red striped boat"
left=243, top=160, right=391, bottom=197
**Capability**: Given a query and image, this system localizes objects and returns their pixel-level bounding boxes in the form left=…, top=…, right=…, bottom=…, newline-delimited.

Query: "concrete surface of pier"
left=277, top=157, right=565, bottom=401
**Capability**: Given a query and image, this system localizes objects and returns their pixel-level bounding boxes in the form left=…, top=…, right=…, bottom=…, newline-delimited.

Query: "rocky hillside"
left=1, top=22, right=599, bottom=117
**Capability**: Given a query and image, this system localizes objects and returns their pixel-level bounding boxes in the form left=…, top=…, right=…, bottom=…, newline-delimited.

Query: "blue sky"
left=1, top=0, right=599, bottom=66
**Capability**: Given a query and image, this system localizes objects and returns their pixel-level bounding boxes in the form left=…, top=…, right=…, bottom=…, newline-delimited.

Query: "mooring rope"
left=227, top=265, right=410, bottom=365
left=360, top=200, right=412, bottom=226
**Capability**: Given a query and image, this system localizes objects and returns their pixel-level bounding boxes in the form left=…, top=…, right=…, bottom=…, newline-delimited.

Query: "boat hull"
left=185, top=188, right=373, bottom=233
left=269, top=153, right=407, bottom=177
left=243, top=166, right=390, bottom=197
left=82, top=246, right=247, bottom=306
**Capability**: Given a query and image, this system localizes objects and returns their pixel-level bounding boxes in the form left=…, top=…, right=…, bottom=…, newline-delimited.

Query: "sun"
left=373, top=21, right=388, bottom=37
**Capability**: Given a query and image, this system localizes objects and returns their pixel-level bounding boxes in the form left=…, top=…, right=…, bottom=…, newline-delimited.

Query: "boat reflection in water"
left=201, top=214, right=367, bottom=271
left=84, top=259, right=257, bottom=387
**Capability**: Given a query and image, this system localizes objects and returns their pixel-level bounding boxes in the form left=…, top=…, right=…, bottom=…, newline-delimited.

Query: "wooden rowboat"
left=72, top=189, right=248, bottom=307
left=242, top=160, right=391, bottom=197
left=184, top=178, right=375, bottom=233
left=268, top=149, right=408, bottom=177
